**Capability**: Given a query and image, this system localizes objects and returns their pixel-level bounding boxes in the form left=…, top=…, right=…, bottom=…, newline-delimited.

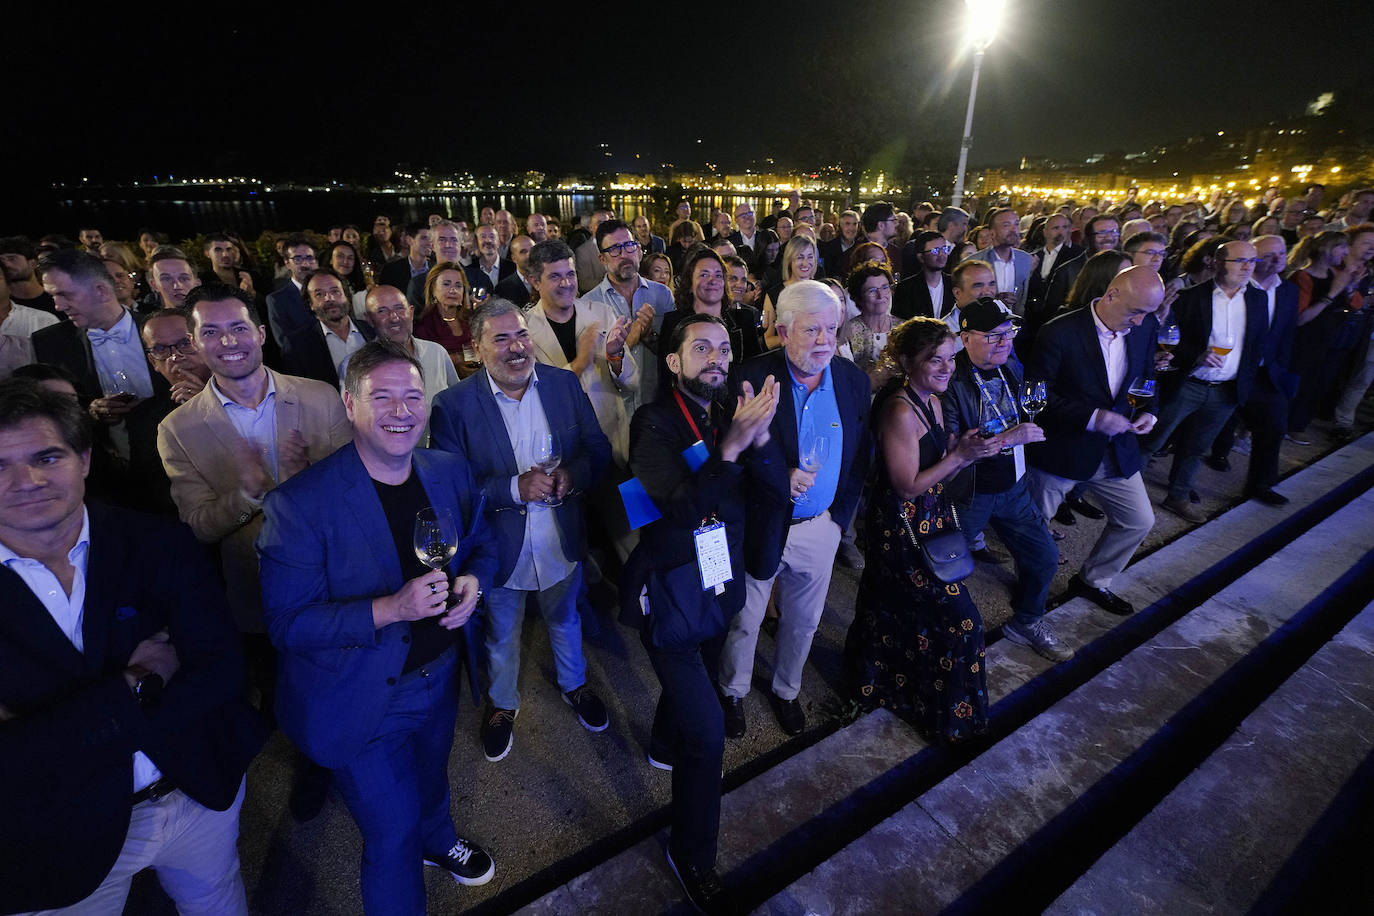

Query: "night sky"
left=14, top=0, right=1370, bottom=184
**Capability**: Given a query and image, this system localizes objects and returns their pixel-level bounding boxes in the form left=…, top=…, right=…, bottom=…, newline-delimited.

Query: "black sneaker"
left=563, top=684, right=609, bottom=732
left=769, top=692, right=805, bottom=736
left=424, top=836, right=495, bottom=886
left=666, top=844, right=734, bottom=915
left=721, top=694, right=746, bottom=739
left=481, top=707, right=517, bottom=761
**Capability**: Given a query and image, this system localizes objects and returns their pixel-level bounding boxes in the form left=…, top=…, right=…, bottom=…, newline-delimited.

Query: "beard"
left=681, top=370, right=729, bottom=405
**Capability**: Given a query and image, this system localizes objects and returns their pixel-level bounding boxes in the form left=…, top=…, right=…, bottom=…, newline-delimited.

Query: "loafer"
left=721, top=694, right=746, bottom=739
left=1162, top=496, right=1207, bottom=523
left=1067, top=496, right=1105, bottom=520
left=769, top=692, right=805, bottom=736
left=1053, top=504, right=1077, bottom=526
left=1068, top=574, right=1134, bottom=616
left=972, top=545, right=1009, bottom=564
left=1248, top=488, right=1289, bottom=507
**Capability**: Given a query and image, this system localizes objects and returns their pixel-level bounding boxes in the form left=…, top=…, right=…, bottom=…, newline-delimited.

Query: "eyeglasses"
left=144, top=338, right=197, bottom=359
left=864, top=284, right=893, bottom=297
left=975, top=328, right=1020, bottom=345
left=1223, top=257, right=1261, bottom=265
left=1093, top=229, right=1121, bottom=238
left=599, top=239, right=641, bottom=257
left=288, top=254, right=317, bottom=264
left=1137, top=249, right=1167, bottom=258
left=925, top=244, right=954, bottom=255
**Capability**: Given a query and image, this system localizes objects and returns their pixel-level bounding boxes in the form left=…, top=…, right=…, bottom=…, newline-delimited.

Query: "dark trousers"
left=642, top=628, right=726, bottom=872
left=1142, top=378, right=1239, bottom=501
left=958, top=478, right=1059, bottom=627
left=333, top=647, right=461, bottom=916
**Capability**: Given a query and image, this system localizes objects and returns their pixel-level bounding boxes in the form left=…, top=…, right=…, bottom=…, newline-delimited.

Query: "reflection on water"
left=48, top=191, right=851, bottom=241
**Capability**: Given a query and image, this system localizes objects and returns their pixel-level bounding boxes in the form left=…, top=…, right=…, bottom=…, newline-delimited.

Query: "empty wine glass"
left=793, top=435, right=829, bottom=505
left=533, top=432, right=562, bottom=507
left=414, top=507, right=458, bottom=571
left=1021, top=380, right=1047, bottom=421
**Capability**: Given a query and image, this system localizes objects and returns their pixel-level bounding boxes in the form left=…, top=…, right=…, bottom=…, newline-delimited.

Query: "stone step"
left=756, top=489, right=1374, bottom=915
left=1045, top=601, right=1374, bottom=915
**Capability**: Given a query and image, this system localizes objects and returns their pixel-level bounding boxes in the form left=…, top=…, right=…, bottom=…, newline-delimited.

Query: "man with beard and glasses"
left=280, top=268, right=376, bottom=387
left=624, top=313, right=787, bottom=915
left=719, top=280, right=871, bottom=739
left=581, top=219, right=672, bottom=414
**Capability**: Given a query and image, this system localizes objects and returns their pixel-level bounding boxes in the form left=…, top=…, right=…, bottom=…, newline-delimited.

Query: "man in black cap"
left=941, top=298, right=1068, bottom=661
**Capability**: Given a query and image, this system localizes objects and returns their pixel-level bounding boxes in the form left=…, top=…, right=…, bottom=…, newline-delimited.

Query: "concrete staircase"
left=510, top=435, right=1374, bottom=915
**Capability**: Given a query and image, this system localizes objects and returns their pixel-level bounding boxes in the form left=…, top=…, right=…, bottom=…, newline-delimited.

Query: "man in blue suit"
left=257, top=341, right=497, bottom=915
left=720, top=280, right=871, bottom=738
left=429, top=298, right=614, bottom=763
left=264, top=234, right=316, bottom=346
left=975, top=207, right=1034, bottom=316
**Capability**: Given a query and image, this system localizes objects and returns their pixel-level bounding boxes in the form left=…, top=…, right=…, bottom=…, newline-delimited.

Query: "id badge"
left=693, top=521, right=732, bottom=595
left=1012, top=443, right=1025, bottom=480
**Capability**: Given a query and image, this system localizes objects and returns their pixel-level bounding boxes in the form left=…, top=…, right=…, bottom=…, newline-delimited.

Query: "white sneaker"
left=1002, top=619, right=1075, bottom=662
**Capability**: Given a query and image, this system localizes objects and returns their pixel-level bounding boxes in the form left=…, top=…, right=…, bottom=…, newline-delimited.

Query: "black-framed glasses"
left=926, top=244, right=954, bottom=255
left=1223, top=257, right=1260, bottom=265
left=864, top=283, right=894, bottom=297
left=144, top=338, right=197, bottom=359
left=287, top=254, right=317, bottom=264
left=977, top=328, right=1020, bottom=345
left=599, top=239, right=640, bottom=257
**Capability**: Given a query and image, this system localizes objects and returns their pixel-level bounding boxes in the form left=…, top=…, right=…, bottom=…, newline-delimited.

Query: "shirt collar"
left=786, top=358, right=832, bottom=391
left=212, top=370, right=276, bottom=410
left=0, top=506, right=90, bottom=568
left=86, top=308, right=136, bottom=345
left=1090, top=301, right=1120, bottom=340
left=487, top=365, right=539, bottom=401
left=1251, top=275, right=1280, bottom=292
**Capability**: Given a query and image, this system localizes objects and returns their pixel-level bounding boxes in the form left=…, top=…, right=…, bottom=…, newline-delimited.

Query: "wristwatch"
left=127, top=664, right=165, bottom=708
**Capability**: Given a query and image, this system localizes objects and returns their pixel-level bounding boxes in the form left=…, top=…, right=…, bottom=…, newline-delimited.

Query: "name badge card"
left=693, top=521, right=732, bottom=594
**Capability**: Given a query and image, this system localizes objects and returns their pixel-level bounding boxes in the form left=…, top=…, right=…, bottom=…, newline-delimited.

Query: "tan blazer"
left=157, top=369, right=352, bottom=631
left=524, top=297, right=638, bottom=466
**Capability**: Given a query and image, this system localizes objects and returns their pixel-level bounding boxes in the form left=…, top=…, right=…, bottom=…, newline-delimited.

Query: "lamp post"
left=951, top=0, right=1006, bottom=209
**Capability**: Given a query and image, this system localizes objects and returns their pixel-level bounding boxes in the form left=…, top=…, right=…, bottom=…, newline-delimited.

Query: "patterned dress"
left=844, top=389, right=989, bottom=743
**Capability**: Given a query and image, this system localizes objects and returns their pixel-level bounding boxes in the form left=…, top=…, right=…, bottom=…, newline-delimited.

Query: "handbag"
left=902, top=504, right=974, bottom=585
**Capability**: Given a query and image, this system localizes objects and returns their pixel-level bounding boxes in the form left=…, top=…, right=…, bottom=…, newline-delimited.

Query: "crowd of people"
left=2, top=184, right=1372, bottom=915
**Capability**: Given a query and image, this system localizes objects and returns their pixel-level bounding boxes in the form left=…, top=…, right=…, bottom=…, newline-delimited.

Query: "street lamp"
left=951, top=0, right=1006, bottom=208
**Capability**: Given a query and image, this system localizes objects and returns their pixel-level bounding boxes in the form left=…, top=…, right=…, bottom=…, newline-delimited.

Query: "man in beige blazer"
left=158, top=286, right=352, bottom=633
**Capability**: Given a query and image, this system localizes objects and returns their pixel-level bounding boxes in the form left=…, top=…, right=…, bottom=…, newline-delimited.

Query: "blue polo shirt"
left=789, top=361, right=843, bottom=519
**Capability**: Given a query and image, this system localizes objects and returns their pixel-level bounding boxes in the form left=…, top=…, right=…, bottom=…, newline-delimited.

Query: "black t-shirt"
left=973, top=367, right=1017, bottom=494
left=372, top=468, right=455, bottom=672
left=12, top=291, right=57, bottom=316
left=548, top=312, right=579, bottom=363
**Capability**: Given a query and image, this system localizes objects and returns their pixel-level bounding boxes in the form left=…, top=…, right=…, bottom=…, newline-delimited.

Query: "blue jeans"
left=958, top=478, right=1058, bottom=627
left=484, top=565, right=586, bottom=710
left=643, top=628, right=725, bottom=872
left=1141, top=378, right=1238, bottom=501
left=332, top=647, right=461, bottom=916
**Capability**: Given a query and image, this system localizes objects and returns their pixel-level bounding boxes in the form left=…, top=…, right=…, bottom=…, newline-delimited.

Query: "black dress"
left=844, top=388, right=989, bottom=743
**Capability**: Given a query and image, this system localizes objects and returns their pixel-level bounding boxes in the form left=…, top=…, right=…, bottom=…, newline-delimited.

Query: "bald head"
left=1096, top=265, right=1164, bottom=333
left=364, top=285, right=414, bottom=344
left=1252, top=235, right=1287, bottom=282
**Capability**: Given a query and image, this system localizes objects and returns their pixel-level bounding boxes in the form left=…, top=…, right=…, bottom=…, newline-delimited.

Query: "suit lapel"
left=524, top=307, right=567, bottom=369
left=0, top=565, right=87, bottom=676
left=1076, top=309, right=1113, bottom=401
left=771, top=354, right=799, bottom=463
left=475, top=370, right=519, bottom=477
left=274, top=372, right=302, bottom=460
left=339, top=445, right=403, bottom=590
left=79, top=503, right=127, bottom=670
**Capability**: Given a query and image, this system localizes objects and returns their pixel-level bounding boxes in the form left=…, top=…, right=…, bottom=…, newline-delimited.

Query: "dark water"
left=26, top=189, right=852, bottom=243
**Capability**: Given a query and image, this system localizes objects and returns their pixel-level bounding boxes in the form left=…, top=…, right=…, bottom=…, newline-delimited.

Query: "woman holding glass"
left=844, top=317, right=995, bottom=742
left=838, top=262, right=898, bottom=392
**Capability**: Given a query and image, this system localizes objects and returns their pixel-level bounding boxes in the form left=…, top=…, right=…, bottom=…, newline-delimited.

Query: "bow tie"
left=88, top=323, right=133, bottom=347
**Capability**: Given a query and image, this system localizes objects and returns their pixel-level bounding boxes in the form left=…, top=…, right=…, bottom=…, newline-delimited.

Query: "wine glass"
left=1156, top=323, right=1181, bottom=371
left=414, top=507, right=458, bottom=572
left=1126, top=377, right=1156, bottom=420
left=533, top=432, right=562, bottom=507
left=1021, top=380, right=1047, bottom=422
left=1209, top=333, right=1235, bottom=358
left=793, top=436, right=829, bottom=505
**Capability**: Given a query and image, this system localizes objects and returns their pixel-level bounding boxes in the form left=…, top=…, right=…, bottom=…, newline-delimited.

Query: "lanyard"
left=971, top=365, right=1018, bottom=426
left=673, top=389, right=717, bottom=446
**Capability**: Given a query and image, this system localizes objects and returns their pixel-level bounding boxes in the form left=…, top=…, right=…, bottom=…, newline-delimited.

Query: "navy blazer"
left=465, top=259, right=517, bottom=296
left=740, top=350, right=872, bottom=579
left=279, top=319, right=376, bottom=388
left=265, top=280, right=310, bottom=347
left=428, top=364, right=612, bottom=586
left=1259, top=280, right=1301, bottom=398
left=0, top=503, right=263, bottom=912
left=256, top=444, right=495, bottom=768
left=1027, top=306, right=1159, bottom=481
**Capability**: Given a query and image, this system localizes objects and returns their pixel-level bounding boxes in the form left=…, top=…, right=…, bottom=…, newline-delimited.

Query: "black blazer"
left=1167, top=280, right=1270, bottom=405
left=740, top=350, right=872, bottom=579
left=1025, top=243, right=1084, bottom=322
left=1026, top=306, right=1159, bottom=481
left=892, top=272, right=956, bottom=321
left=31, top=316, right=169, bottom=405
left=494, top=272, right=535, bottom=306
left=279, top=319, right=376, bottom=387
left=265, top=280, right=310, bottom=347
left=377, top=257, right=428, bottom=296
left=465, top=259, right=516, bottom=295
left=0, top=503, right=264, bottom=912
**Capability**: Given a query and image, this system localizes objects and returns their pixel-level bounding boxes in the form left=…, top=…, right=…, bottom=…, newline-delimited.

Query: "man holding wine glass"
left=941, top=298, right=1067, bottom=661
left=1139, top=239, right=1269, bottom=522
left=257, top=341, right=498, bottom=913
left=1026, top=266, right=1164, bottom=617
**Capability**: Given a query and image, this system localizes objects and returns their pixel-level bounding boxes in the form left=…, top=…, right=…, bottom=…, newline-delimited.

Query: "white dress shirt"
left=1086, top=302, right=1129, bottom=432
left=1192, top=285, right=1247, bottom=382
left=88, top=309, right=155, bottom=399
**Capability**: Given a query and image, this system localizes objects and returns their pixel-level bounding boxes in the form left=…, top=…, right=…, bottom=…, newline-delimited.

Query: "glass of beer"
left=1157, top=322, right=1181, bottom=370
left=1210, top=333, right=1235, bottom=357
